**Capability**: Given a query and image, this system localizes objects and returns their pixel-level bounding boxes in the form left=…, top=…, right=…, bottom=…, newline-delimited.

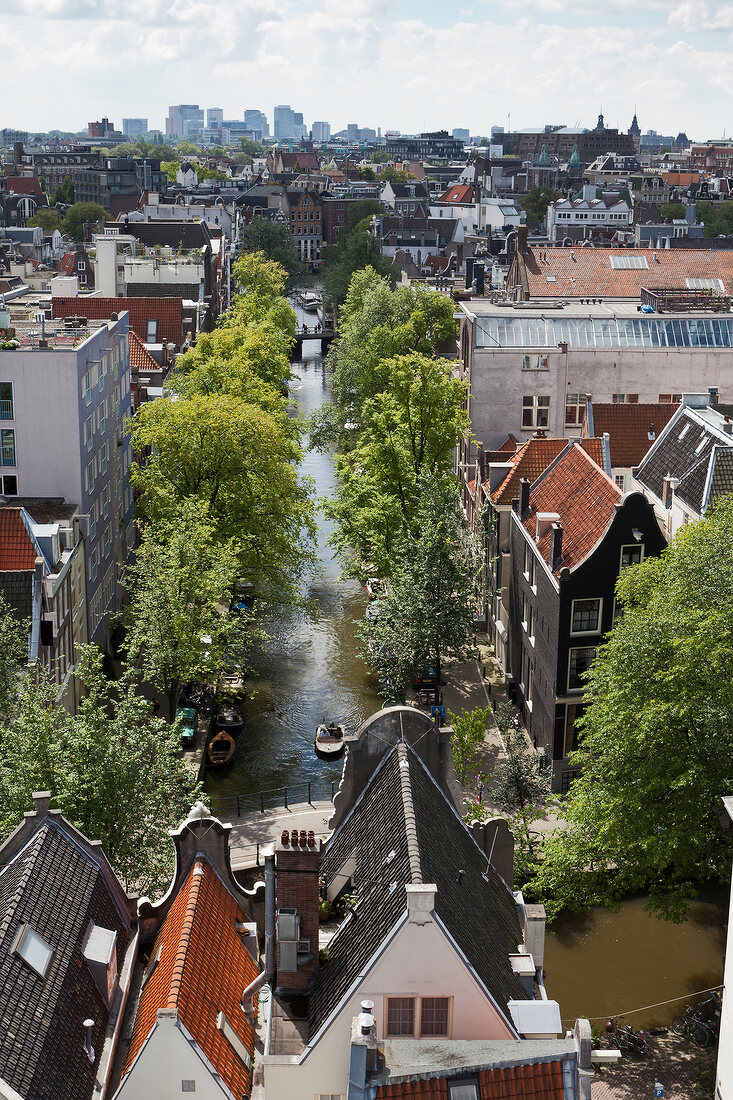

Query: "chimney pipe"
left=83, top=1019, right=96, bottom=1063
left=519, top=477, right=531, bottom=518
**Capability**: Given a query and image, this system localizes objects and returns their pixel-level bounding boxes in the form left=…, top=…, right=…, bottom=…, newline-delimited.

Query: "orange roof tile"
left=659, top=172, right=700, bottom=187
left=129, top=332, right=160, bottom=373
left=588, top=402, right=679, bottom=467
left=521, top=443, right=621, bottom=576
left=0, top=508, right=37, bottom=571
left=437, top=183, right=479, bottom=205
left=522, top=246, right=733, bottom=299
left=51, top=297, right=183, bottom=346
left=486, top=437, right=604, bottom=506
left=478, top=1060, right=566, bottom=1098
left=376, top=1079, right=449, bottom=1098
left=122, top=860, right=259, bottom=1097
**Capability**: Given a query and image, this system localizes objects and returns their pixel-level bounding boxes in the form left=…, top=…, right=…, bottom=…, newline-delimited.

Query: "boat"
left=297, top=290, right=322, bottom=312
left=215, top=705, right=244, bottom=735
left=315, top=722, right=346, bottom=758
left=365, top=577, right=387, bottom=600
left=219, top=668, right=245, bottom=699
left=175, top=704, right=197, bottom=748
left=207, top=729, right=236, bottom=768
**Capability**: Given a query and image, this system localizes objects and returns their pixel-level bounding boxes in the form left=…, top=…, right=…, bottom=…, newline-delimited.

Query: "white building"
left=547, top=184, right=632, bottom=243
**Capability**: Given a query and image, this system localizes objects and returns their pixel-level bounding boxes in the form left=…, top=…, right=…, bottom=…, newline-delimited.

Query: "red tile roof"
left=437, top=183, right=479, bottom=205
left=51, top=297, right=183, bottom=346
left=486, top=437, right=604, bottom=506
left=129, top=332, right=160, bottom=373
left=376, top=1060, right=567, bottom=1099
left=58, top=253, right=76, bottom=275
left=5, top=177, right=43, bottom=197
left=122, top=860, right=259, bottom=1097
left=587, top=402, right=679, bottom=467
left=521, top=443, right=621, bottom=577
left=0, top=508, right=38, bottom=571
left=521, top=246, right=733, bottom=299
left=497, top=434, right=519, bottom=452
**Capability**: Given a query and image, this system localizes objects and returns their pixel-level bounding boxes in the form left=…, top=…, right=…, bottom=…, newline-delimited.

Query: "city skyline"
left=2, top=0, right=733, bottom=137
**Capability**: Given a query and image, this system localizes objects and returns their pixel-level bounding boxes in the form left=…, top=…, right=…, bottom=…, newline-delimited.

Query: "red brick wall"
left=275, top=832, right=320, bottom=993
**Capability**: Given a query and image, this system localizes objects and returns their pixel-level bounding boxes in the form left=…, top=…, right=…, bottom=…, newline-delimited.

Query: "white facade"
left=114, top=1011, right=233, bottom=1100
left=547, top=184, right=632, bottom=243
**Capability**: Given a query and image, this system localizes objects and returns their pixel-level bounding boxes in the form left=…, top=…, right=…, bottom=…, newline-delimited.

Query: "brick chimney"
left=275, top=829, right=320, bottom=995
left=517, top=224, right=528, bottom=253
left=519, top=477, right=531, bottom=518
left=550, top=522, right=563, bottom=570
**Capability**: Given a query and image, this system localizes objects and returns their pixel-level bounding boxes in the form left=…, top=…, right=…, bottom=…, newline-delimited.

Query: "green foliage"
left=450, top=706, right=492, bottom=786
left=63, top=202, right=108, bottom=241
left=240, top=217, right=309, bottom=286
left=124, top=503, right=242, bottom=716
left=175, top=140, right=199, bottom=155
left=238, top=138, right=268, bottom=157
left=379, top=167, right=417, bottom=184
left=697, top=200, right=733, bottom=238
left=659, top=202, right=685, bottom=222
left=358, top=166, right=376, bottom=181
left=0, top=648, right=201, bottom=894
left=347, top=199, right=385, bottom=230
left=359, top=478, right=480, bottom=695
left=536, top=495, right=733, bottom=921
left=369, top=151, right=392, bottom=164
left=197, top=166, right=228, bottom=181
left=26, top=208, right=65, bottom=234
left=160, top=160, right=179, bottom=184
left=50, top=176, right=75, bottom=205
left=520, top=186, right=559, bottom=224
left=0, top=595, right=30, bottom=714
left=320, top=212, right=393, bottom=305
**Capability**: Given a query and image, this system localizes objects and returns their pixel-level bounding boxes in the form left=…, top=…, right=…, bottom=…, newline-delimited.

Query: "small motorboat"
left=220, top=668, right=245, bottom=699
left=297, top=290, right=322, bottom=312
left=175, top=705, right=197, bottom=748
left=215, top=706, right=244, bottom=735
left=208, top=729, right=236, bottom=768
left=315, top=722, right=346, bottom=758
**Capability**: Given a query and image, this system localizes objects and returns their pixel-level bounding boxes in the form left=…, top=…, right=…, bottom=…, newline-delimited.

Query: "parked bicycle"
left=604, top=1017, right=649, bottom=1056
left=672, top=1004, right=716, bottom=1048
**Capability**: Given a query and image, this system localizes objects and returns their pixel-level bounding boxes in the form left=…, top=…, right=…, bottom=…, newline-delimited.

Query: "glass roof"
left=476, top=315, right=733, bottom=350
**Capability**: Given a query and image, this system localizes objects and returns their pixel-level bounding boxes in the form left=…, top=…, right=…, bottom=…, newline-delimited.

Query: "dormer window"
left=82, top=922, right=118, bottom=1007
left=12, top=924, right=54, bottom=978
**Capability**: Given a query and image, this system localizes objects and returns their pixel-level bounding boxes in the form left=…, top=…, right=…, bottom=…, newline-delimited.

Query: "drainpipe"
left=241, top=844, right=276, bottom=1019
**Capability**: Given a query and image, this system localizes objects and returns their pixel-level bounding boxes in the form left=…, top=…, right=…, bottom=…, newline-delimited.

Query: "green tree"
left=659, top=202, right=685, bottom=222
left=320, top=218, right=393, bottom=305
left=359, top=477, right=480, bottom=695
left=0, top=594, right=30, bottom=715
left=0, top=648, right=200, bottom=893
left=240, top=217, right=309, bottom=286
left=536, top=495, right=733, bottom=921
left=358, top=166, right=376, bottom=181
left=450, top=705, right=493, bottom=786
left=124, top=504, right=241, bottom=718
left=50, top=176, right=75, bottom=205
left=520, top=186, right=559, bottom=225
left=379, top=167, right=417, bottom=184
left=161, top=160, right=179, bottom=184
left=63, top=202, right=108, bottom=241
left=238, top=138, right=268, bottom=157
left=347, top=199, right=385, bottom=230
left=369, top=151, right=392, bottom=164
left=26, top=208, right=65, bottom=234
left=175, top=140, right=199, bottom=155
left=491, top=725, right=551, bottom=871
left=197, top=166, right=228, bottom=181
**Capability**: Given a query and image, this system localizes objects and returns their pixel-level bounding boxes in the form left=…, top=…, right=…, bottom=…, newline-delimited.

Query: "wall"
left=261, top=914, right=516, bottom=1100
left=113, top=1015, right=227, bottom=1100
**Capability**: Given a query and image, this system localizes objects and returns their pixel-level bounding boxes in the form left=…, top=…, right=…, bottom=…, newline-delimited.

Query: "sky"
left=3, top=0, right=733, bottom=139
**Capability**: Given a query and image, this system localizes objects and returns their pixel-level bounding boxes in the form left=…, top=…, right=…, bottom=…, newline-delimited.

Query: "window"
left=610, top=255, right=648, bottom=270
left=420, top=997, right=450, bottom=1036
left=3, top=476, right=17, bottom=495
left=659, top=393, right=681, bottom=403
left=449, top=1084, right=479, bottom=1100
left=620, top=543, right=643, bottom=569
left=612, top=394, right=639, bottom=404
left=146, top=320, right=158, bottom=342
left=561, top=769, right=580, bottom=795
left=522, top=594, right=535, bottom=642
left=614, top=473, right=626, bottom=491
left=522, top=395, right=550, bottom=429
left=387, top=997, right=415, bottom=1036
left=181, top=1084, right=196, bottom=1094
left=565, top=393, right=586, bottom=426
left=77, top=260, right=86, bottom=271
left=563, top=703, right=584, bottom=756
left=686, top=277, right=724, bottom=291
left=0, top=430, right=15, bottom=467
left=568, top=646, right=597, bottom=691
left=522, top=354, right=549, bottom=370
left=12, top=924, right=54, bottom=978
left=523, top=543, right=536, bottom=587
left=0, top=382, right=13, bottom=420
left=571, top=598, right=602, bottom=635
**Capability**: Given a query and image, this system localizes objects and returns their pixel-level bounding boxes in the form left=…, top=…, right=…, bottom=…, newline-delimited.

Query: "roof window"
left=686, top=278, right=724, bottom=291
left=12, top=923, right=54, bottom=978
left=610, top=255, right=648, bottom=269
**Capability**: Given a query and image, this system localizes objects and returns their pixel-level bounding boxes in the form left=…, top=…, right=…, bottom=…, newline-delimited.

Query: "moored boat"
left=175, top=704, right=197, bottom=748
left=315, top=722, right=346, bottom=758
left=207, top=729, right=236, bottom=768
left=219, top=668, right=245, bottom=699
left=297, top=290, right=322, bottom=312
left=215, top=705, right=244, bottom=735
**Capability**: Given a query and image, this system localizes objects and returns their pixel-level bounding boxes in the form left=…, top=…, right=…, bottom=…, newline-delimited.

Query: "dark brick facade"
left=275, top=832, right=320, bottom=994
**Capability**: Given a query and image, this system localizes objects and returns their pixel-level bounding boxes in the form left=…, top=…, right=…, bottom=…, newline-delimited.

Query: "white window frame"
left=522, top=354, right=549, bottom=371
left=570, top=597, right=603, bottom=636
left=614, top=473, right=626, bottom=491
left=568, top=646, right=598, bottom=693
left=620, top=543, right=644, bottom=570
left=522, top=394, right=550, bottom=429
left=565, top=393, right=586, bottom=427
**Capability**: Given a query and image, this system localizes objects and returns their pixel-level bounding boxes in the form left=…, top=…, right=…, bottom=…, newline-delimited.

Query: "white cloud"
left=668, top=1, right=733, bottom=30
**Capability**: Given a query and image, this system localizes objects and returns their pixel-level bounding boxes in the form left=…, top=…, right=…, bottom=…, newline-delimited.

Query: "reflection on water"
left=544, top=892, right=726, bottom=1029
left=205, top=312, right=381, bottom=804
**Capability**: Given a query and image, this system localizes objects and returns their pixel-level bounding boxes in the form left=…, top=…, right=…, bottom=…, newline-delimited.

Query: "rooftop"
left=585, top=402, right=679, bottom=467
left=486, top=437, right=605, bottom=506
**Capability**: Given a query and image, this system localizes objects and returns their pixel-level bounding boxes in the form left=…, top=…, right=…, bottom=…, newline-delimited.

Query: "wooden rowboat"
left=315, top=722, right=345, bottom=758
left=208, top=729, right=236, bottom=768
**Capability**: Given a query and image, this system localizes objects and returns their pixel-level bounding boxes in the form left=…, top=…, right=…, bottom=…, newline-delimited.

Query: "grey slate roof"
left=706, top=447, right=733, bottom=508
left=635, top=405, right=733, bottom=514
left=0, top=818, right=132, bottom=1100
left=106, top=221, right=212, bottom=249
left=309, top=743, right=526, bottom=1037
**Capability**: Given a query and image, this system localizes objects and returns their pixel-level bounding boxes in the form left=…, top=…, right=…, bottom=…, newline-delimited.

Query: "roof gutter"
left=241, top=844, right=275, bottom=1019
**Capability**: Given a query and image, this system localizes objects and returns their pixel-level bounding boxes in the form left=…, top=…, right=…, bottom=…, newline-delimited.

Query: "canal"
left=204, top=310, right=381, bottom=811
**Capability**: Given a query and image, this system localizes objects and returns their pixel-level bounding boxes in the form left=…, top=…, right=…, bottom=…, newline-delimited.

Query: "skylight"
left=13, top=924, right=53, bottom=978
left=686, top=278, right=724, bottom=291
left=610, top=255, right=649, bottom=269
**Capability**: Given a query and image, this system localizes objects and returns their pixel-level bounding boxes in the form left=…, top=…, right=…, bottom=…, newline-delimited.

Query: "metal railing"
left=208, top=778, right=337, bottom=819
left=0, top=401, right=12, bottom=419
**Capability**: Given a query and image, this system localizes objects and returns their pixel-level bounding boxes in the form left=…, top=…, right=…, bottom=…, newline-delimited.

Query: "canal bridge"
left=291, top=328, right=336, bottom=359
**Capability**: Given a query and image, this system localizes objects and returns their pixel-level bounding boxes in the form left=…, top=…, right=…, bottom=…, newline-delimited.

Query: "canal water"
left=204, top=305, right=381, bottom=811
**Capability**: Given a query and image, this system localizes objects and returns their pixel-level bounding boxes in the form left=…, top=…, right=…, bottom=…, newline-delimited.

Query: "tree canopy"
left=520, top=187, right=560, bottom=225
left=535, top=495, right=733, bottom=921
left=240, top=217, right=309, bottom=287
left=50, top=176, right=75, bottom=205
left=320, top=219, right=393, bottom=305
left=64, top=202, right=109, bottom=241
left=26, top=208, right=65, bottom=234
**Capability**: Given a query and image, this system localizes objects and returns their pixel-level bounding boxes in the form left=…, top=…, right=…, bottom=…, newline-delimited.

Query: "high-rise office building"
left=274, top=105, right=306, bottom=141
left=311, top=121, right=331, bottom=143
left=244, top=109, right=269, bottom=138
left=452, top=128, right=469, bottom=142
left=207, top=107, right=224, bottom=128
left=122, top=118, right=148, bottom=137
left=165, top=105, right=204, bottom=139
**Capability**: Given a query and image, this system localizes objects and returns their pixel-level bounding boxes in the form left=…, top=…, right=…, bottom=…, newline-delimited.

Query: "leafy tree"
left=175, top=140, right=199, bottom=155
left=321, top=217, right=393, bottom=305
left=369, top=151, right=392, bottom=164
left=450, top=706, right=492, bottom=786
left=491, top=726, right=551, bottom=864
left=0, top=648, right=201, bottom=894
left=63, top=202, right=108, bottom=242
left=347, top=199, right=385, bottom=230
left=197, top=166, right=228, bottom=181
left=238, top=138, right=268, bottom=157
left=536, top=495, right=733, bottom=921
left=124, top=503, right=241, bottom=718
left=50, top=176, right=75, bottom=205
left=161, top=160, right=179, bottom=184
left=0, top=594, right=30, bottom=715
left=379, top=167, right=416, bottom=184
left=520, top=186, right=559, bottom=225
left=359, top=477, right=480, bottom=695
left=240, top=217, right=309, bottom=286
left=26, top=208, right=65, bottom=234
left=358, top=166, right=376, bottom=181
left=659, top=202, right=685, bottom=222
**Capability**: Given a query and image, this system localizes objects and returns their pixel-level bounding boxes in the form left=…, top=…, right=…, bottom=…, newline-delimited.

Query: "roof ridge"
left=397, top=743, right=422, bottom=884
left=167, top=859, right=205, bottom=1010
left=0, top=826, right=45, bottom=945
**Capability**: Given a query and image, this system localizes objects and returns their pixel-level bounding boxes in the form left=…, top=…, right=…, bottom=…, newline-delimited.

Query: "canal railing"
left=207, top=778, right=338, bottom=819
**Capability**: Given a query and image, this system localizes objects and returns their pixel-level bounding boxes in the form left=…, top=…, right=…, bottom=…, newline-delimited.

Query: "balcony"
left=0, top=401, right=13, bottom=420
